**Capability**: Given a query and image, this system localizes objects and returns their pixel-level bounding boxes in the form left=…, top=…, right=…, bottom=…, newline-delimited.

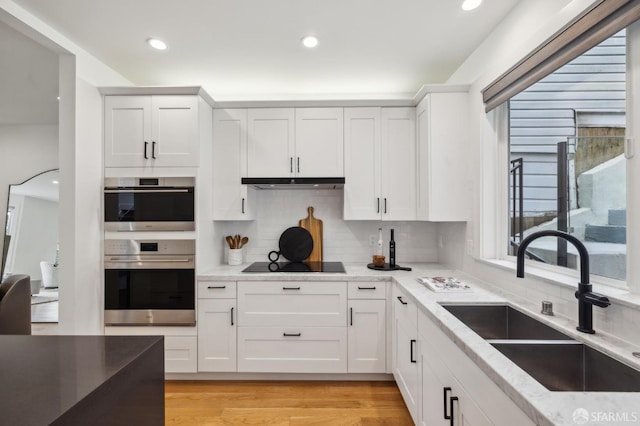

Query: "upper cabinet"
left=416, top=92, right=469, bottom=221
left=212, top=109, right=256, bottom=220
left=246, top=108, right=344, bottom=178
left=344, top=107, right=416, bottom=221
left=104, top=95, right=199, bottom=167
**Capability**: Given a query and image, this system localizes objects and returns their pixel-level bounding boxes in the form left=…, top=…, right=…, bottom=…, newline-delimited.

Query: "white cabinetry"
left=343, top=107, right=416, bottom=220
left=392, top=285, right=419, bottom=423
left=416, top=91, right=469, bottom=221
left=418, top=308, right=535, bottom=426
left=104, top=95, right=199, bottom=167
left=197, top=281, right=237, bottom=372
left=347, top=281, right=386, bottom=373
left=246, top=108, right=344, bottom=178
left=237, top=281, right=347, bottom=373
left=212, top=109, right=256, bottom=220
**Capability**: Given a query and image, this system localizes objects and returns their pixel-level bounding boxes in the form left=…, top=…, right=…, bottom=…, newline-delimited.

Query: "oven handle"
left=104, top=189, right=191, bottom=193
left=106, top=258, right=193, bottom=263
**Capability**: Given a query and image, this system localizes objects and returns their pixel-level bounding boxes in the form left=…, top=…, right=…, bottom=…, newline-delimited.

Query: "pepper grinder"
left=389, top=228, right=396, bottom=268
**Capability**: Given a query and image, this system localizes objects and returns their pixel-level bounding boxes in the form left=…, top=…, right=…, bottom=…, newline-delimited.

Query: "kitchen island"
left=0, top=335, right=164, bottom=426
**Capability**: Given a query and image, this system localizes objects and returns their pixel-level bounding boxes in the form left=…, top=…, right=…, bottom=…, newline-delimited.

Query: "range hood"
left=241, top=177, right=345, bottom=189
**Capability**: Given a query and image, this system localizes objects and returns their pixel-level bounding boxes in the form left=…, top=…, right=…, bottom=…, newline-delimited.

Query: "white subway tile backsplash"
left=212, top=189, right=438, bottom=264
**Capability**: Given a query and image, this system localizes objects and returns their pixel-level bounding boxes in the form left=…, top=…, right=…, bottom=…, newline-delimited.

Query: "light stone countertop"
left=198, top=262, right=640, bottom=426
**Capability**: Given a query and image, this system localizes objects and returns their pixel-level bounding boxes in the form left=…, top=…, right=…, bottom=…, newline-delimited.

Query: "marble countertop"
left=200, top=262, right=640, bottom=426
left=0, top=335, right=164, bottom=426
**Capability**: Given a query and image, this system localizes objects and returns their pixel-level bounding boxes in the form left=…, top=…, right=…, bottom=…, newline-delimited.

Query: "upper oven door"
left=104, top=177, right=195, bottom=231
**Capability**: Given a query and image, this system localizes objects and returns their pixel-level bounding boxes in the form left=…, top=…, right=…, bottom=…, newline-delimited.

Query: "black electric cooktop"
left=242, top=261, right=346, bottom=273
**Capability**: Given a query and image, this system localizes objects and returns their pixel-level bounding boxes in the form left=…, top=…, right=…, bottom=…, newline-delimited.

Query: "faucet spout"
left=515, top=230, right=609, bottom=334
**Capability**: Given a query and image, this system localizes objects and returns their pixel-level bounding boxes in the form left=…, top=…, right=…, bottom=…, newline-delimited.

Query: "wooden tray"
left=299, top=206, right=323, bottom=262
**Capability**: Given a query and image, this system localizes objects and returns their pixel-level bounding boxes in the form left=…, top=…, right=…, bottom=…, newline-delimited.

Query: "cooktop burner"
left=242, top=261, right=346, bottom=273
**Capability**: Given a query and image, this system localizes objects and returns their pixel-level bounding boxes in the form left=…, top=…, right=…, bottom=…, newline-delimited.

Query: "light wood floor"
left=165, top=380, right=413, bottom=425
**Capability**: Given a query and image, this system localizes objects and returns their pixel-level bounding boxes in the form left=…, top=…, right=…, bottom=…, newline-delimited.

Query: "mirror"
left=2, top=170, right=59, bottom=306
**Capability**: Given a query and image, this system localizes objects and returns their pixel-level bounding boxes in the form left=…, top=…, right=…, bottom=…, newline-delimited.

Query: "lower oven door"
left=104, top=268, right=196, bottom=325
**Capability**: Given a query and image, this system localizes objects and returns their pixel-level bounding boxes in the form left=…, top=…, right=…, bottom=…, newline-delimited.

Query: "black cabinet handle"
left=207, top=285, right=226, bottom=289
left=151, top=141, right=156, bottom=159
left=397, top=296, right=408, bottom=305
left=449, top=396, right=458, bottom=425
left=377, top=197, right=380, bottom=213
left=350, top=307, right=353, bottom=326
left=144, top=141, right=149, bottom=159
left=410, top=339, right=416, bottom=363
left=384, top=198, right=388, bottom=214
left=444, top=387, right=452, bottom=420
left=242, top=198, right=245, bottom=214
left=283, top=332, right=301, bottom=337
left=358, top=286, right=377, bottom=290
left=290, top=157, right=293, bottom=173
left=283, top=286, right=301, bottom=290
left=230, top=307, right=234, bottom=326
left=297, top=157, right=300, bottom=173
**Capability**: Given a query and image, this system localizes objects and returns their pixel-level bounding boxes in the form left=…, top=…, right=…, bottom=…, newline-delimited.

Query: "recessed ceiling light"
left=147, top=38, right=168, bottom=50
left=301, top=36, right=319, bottom=48
left=461, top=0, right=482, bottom=11
left=52, top=180, right=59, bottom=185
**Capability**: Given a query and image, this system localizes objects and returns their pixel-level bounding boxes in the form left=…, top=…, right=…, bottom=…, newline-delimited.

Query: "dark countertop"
left=0, top=335, right=164, bottom=426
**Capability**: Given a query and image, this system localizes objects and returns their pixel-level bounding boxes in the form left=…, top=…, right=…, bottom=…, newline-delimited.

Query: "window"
left=508, top=31, right=627, bottom=282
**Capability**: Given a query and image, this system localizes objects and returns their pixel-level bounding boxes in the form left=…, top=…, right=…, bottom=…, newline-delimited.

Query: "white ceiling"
left=0, top=21, right=58, bottom=125
left=10, top=0, right=521, bottom=101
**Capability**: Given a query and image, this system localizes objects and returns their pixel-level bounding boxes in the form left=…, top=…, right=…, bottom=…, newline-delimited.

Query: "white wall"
left=7, top=194, right=58, bottom=281
left=211, top=189, right=439, bottom=267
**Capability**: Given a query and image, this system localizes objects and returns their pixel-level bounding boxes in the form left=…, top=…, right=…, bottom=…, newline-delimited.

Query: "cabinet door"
left=416, top=92, right=469, bottom=221
left=104, top=96, right=152, bottom=167
left=343, top=107, right=382, bottom=220
left=348, top=299, right=386, bottom=373
left=165, top=336, right=198, bottom=373
left=213, top=109, right=255, bottom=220
left=381, top=107, right=417, bottom=221
left=151, top=95, right=199, bottom=167
left=247, top=108, right=295, bottom=177
left=295, top=108, right=344, bottom=177
left=420, top=339, right=448, bottom=426
left=394, top=314, right=419, bottom=423
left=197, top=299, right=237, bottom=372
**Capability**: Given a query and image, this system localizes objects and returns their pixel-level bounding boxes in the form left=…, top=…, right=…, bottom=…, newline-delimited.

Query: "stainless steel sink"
left=441, top=304, right=572, bottom=340
left=492, top=342, right=640, bottom=392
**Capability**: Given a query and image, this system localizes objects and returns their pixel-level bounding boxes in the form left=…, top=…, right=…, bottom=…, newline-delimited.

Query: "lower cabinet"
left=165, top=336, right=198, bottom=373
left=198, top=298, right=237, bottom=372
left=392, top=285, right=419, bottom=423
left=237, top=326, right=347, bottom=373
left=348, top=299, right=386, bottom=373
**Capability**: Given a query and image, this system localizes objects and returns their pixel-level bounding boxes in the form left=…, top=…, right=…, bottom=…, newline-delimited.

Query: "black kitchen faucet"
left=516, top=230, right=610, bottom=334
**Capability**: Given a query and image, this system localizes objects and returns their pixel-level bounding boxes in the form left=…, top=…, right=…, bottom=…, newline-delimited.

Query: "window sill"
left=477, top=258, right=640, bottom=310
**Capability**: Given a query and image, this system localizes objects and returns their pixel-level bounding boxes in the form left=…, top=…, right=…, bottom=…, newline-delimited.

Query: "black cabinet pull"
left=290, top=157, right=293, bottom=173
left=283, top=332, right=301, bottom=337
left=384, top=198, right=388, bottom=214
left=230, top=307, right=234, bottom=326
left=358, top=286, right=377, bottom=290
left=377, top=197, right=380, bottom=213
left=151, top=141, right=156, bottom=159
left=297, top=157, right=300, bottom=173
left=350, top=307, right=353, bottom=326
left=283, top=286, right=301, bottom=290
left=242, top=198, right=245, bottom=214
left=410, top=339, right=416, bottom=363
left=397, top=296, right=408, bottom=305
left=444, top=387, right=452, bottom=420
left=449, top=396, right=458, bottom=426
left=144, top=141, right=149, bottom=159
left=207, top=285, right=226, bottom=289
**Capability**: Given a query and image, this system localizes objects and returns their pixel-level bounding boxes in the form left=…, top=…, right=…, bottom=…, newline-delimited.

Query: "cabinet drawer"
left=165, top=336, right=197, bottom=373
left=198, top=281, right=236, bottom=298
left=393, top=285, right=417, bottom=329
left=238, top=281, right=347, bottom=327
left=348, top=281, right=386, bottom=299
left=237, top=326, right=347, bottom=373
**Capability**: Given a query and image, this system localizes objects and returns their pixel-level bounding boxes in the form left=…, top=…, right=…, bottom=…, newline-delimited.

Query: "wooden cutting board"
left=298, top=206, right=322, bottom=262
